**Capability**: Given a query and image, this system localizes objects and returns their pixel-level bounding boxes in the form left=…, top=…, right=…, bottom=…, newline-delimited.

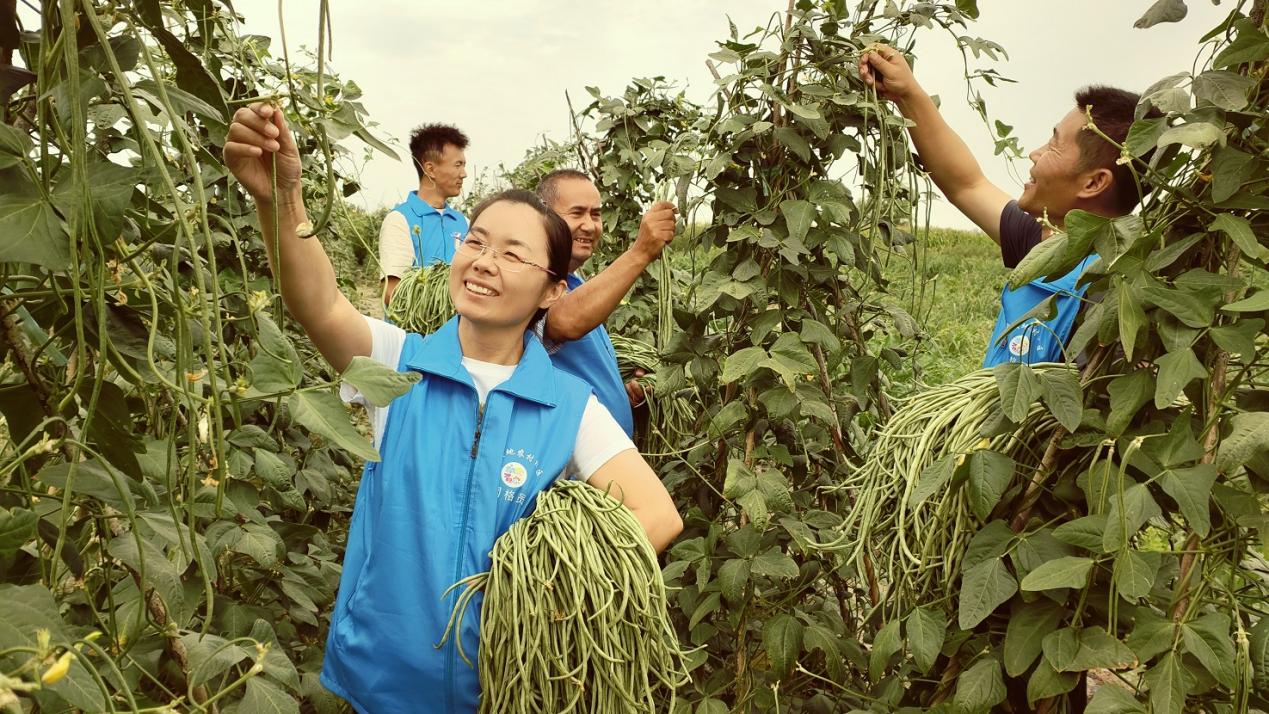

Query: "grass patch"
left=881, top=226, right=1004, bottom=387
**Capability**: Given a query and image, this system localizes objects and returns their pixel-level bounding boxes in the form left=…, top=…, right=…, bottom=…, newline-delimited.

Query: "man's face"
left=548, top=178, right=603, bottom=271
left=1017, top=108, right=1092, bottom=222
left=425, top=144, right=467, bottom=200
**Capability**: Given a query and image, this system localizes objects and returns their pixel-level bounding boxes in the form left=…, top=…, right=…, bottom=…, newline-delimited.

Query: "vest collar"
left=403, top=191, right=458, bottom=220
left=404, top=316, right=559, bottom=407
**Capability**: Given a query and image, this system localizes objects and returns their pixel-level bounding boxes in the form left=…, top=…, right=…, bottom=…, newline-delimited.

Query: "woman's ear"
left=538, top=279, right=567, bottom=311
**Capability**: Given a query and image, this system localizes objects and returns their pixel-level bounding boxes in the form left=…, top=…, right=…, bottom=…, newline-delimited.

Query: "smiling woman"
left=221, top=102, right=683, bottom=713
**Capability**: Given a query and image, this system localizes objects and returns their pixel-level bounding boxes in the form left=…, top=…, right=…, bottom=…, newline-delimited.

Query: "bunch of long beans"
left=439, top=480, right=690, bottom=713
left=609, top=333, right=698, bottom=459
left=818, top=366, right=1071, bottom=617
left=385, top=264, right=453, bottom=334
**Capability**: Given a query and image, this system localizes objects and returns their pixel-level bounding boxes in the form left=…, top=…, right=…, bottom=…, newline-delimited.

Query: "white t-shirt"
left=378, top=211, right=415, bottom=280
left=340, top=316, right=636, bottom=481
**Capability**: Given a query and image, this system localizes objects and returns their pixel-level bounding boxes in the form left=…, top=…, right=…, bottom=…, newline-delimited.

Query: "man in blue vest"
left=860, top=49, right=1161, bottom=366
left=536, top=170, right=677, bottom=437
left=379, top=123, right=470, bottom=306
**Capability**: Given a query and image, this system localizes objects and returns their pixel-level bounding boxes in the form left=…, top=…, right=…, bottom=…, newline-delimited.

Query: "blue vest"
left=393, top=191, right=468, bottom=267
left=320, top=318, right=592, bottom=713
left=983, top=254, right=1099, bottom=367
left=548, top=273, right=635, bottom=437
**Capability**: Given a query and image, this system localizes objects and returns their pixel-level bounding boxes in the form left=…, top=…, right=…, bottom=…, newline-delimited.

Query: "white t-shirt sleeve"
left=339, top=316, right=408, bottom=449
left=378, top=211, right=415, bottom=279
left=568, top=395, right=637, bottom=481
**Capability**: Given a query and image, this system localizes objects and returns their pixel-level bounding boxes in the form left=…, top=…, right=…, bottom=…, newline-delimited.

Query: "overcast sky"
left=230, top=1, right=1231, bottom=230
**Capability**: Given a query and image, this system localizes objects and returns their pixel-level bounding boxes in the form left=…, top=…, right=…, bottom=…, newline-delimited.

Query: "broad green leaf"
left=1067, top=628, right=1137, bottom=671
left=1210, top=213, right=1269, bottom=261
left=723, top=459, right=757, bottom=499
left=250, top=620, right=301, bottom=693
left=253, top=449, right=291, bottom=487
left=240, top=676, right=300, bottom=714
left=762, top=613, right=803, bottom=679
left=1141, top=284, right=1216, bottom=327
left=780, top=199, right=814, bottom=242
left=1113, top=550, right=1161, bottom=600
left=1133, top=0, right=1186, bottom=28
left=1250, top=616, right=1269, bottom=692
left=1087, top=685, right=1147, bottom=713
left=1213, top=19, right=1269, bottom=68
left=1027, top=660, right=1078, bottom=705
left=688, top=592, right=721, bottom=630
left=1006, top=229, right=1072, bottom=288
left=751, top=547, right=798, bottom=580
left=958, top=557, right=1017, bottom=629
left=1042, top=627, right=1080, bottom=671
left=1118, top=279, right=1147, bottom=362
left=1103, top=484, right=1162, bottom=552
left=52, top=160, right=140, bottom=241
left=696, top=699, right=728, bottom=714
left=953, top=657, right=1006, bottom=711
left=1153, top=348, right=1206, bottom=409
left=0, top=194, right=68, bottom=269
left=1020, top=556, right=1094, bottom=592
left=994, top=362, right=1041, bottom=423
left=0, top=507, right=37, bottom=556
left=0, top=584, right=66, bottom=651
left=1106, top=371, right=1153, bottom=437
left=1041, top=367, right=1083, bottom=432
left=1191, top=70, right=1256, bottom=111
left=341, top=356, right=421, bottom=407
left=869, top=619, right=901, bottom=680
left=1221, top=289, right=1269, bottom=313
left=905, top=606, right=947, bottom=674
left=108, top=535, right=183, bottom=619
left=36, top=461, right=137, bottom=512
left=1053, top=514, right=1109, bottom=552
left=717, top=559, right=750, bottom=603
left=1158, top=465, right=1217, bottom=536
left=726, top=525, right=761, bottom=559
left=756, top=469, right=794, bottom=513
left=1210, top=318, right=1264, bottom=360
left=1180, top=613, right=1235, bottom=688
left=182, top=632, right=250, bottom=686
left=736, top=490, right=769, bottom=530
left=287, top=391, right=379, bottom=462
left=1143, top=652, right=1188, bottom=714
left=721, top=346, right=767, bottom=383
left=1156, top=122, right=1224, bottom=149
left=1004, top=599, right=1063, bottom=677
left=1127, top=609, right=1176, bottom=662
left=1210, top=146, right=1253, bottom=203
left=1216, top=411, right=1269, bottom=473
left=967, top=449, right=1014, bottom=520
left=235, top=523, right=283, bottom=567
left=963, top=520, right=1014, bottom=569
left=250, top=314, right=303, bottom=393
left=804, top=624, right=845, bottom=681
left=767, top=333, right=817, bottom=389
left=1124, top=117, right=1168, bottom=158
left=908, top=454, right=955, bottom=508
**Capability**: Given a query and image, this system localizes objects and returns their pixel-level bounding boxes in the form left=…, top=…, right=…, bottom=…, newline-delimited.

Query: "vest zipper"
left=446, top=400, right=487, bottom=709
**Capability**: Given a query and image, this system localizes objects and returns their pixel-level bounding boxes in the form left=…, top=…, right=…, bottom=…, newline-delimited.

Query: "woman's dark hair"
left=465, top=189, right=572, bottom=326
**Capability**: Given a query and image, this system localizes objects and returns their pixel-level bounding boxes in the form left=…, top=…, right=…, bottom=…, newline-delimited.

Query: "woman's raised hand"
left=223, top=102, right=303, bottom=204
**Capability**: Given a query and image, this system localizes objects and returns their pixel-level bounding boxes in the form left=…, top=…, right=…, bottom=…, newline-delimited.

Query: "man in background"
left=379, top=123, right=469, bottom=306
left=536, top=170, right=676, bottom=437
left=860, top=48, right=1160, bottom=366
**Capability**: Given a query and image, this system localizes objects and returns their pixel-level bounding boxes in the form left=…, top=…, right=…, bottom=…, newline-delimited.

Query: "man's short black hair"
left=1074, top=86, right=1164, bottom=214
left=408, top=124, right=469, bottom=179
left=535, top=169, right=593, bottom=209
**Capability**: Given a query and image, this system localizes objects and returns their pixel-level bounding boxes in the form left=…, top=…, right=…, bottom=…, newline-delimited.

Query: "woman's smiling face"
left=449, top=200, right=561, bottom=331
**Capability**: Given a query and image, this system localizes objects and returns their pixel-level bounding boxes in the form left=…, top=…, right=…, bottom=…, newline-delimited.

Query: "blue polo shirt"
left=547, top=274, right=635, bottom=437
left=392, top=191, right=468, bottom=267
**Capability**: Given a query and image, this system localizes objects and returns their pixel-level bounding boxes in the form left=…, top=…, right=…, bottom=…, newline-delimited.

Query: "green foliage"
left=0, top=1, right=391, bottom=709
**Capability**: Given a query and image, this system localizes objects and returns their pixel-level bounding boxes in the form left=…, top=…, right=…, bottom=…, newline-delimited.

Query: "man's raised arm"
left=544, top=201, right=676, bottom=343
left=860, top=47, right=1011, bottom=243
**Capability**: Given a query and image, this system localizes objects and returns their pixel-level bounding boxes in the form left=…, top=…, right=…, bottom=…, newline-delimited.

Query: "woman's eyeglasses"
left=456, top=236, right=555, bottom=277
